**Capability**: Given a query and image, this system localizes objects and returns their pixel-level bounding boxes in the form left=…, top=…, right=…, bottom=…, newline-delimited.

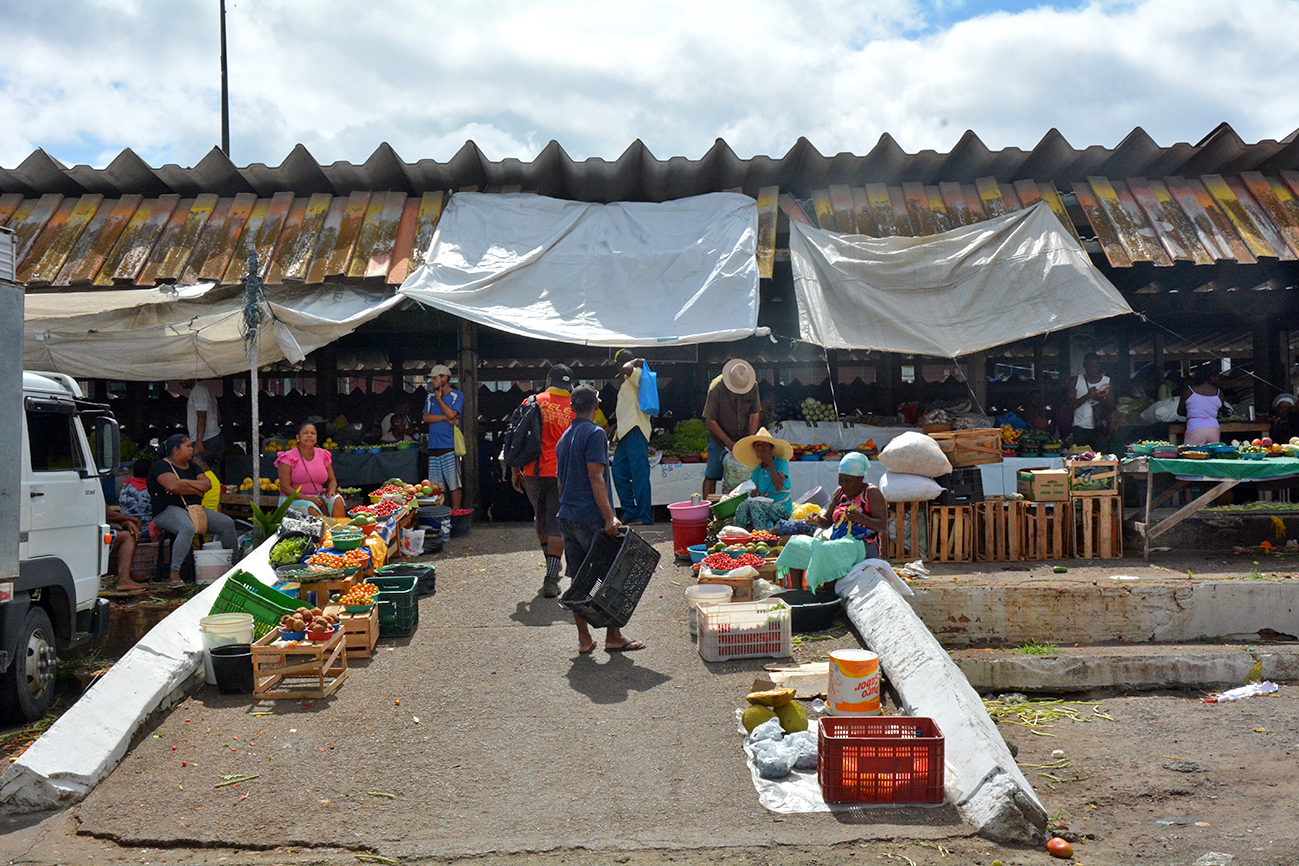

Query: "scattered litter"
left=1156, top=816, right=1195, bottom=826
left=366, top=791, right=396, bottom=799
left=1202, top=681, right=1278, bottom=703
left=213, top=774, right=259, bottom=789
left=984, top=695, right=1114, bottom=736
left=1051, top=749, right=1066, bottom=760
left=810, top=698, right=827, bottom=714
left=1110, top=574, right=1140, bottom=580
left=895, top=560, right=929, bottom=579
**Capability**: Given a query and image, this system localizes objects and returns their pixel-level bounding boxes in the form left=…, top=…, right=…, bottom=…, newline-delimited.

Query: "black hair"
left=132, top=459, right=152, bottom=478
left=571, top=385, right=600, bottom=414
left=1083, top=352, right=1101, bottom=364
left=1192, top=364, right=1218, bottom=386
left=298, top=420, right=318, bottom=435
left=162, top=433, right=190, bottom=458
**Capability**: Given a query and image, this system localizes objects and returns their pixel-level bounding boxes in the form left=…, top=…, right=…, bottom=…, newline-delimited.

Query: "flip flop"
left=578, top=642, right=597, bottom=655
left=166, top=578, right=186, bottom=589
left=606, top=639, right=645, bottom=652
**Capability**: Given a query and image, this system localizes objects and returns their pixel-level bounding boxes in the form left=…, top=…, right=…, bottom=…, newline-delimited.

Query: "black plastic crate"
left=935, top=466, right=984, bottom=506
left=560, top=529, right=660, bottom=629
left=375, top=563, right=436, bottom=597
left=371, top=574, right=419, bottom=637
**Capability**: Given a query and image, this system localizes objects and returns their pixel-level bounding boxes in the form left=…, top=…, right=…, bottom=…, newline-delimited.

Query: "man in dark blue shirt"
left=556, top=385, right=644, bottom=654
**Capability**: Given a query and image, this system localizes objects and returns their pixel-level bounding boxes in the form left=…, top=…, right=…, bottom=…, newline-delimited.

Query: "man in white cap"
left=702, top=359, right=761, bottom=498
left=422, top=364, right=463, bottom=508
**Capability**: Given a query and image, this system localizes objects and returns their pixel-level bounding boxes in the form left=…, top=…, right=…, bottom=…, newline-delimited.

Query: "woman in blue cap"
left=774, top=451, right=887, bottom=592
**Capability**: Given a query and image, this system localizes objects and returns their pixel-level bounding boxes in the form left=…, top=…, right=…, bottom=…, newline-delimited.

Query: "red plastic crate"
left=818, top=716, right=945, bottom=805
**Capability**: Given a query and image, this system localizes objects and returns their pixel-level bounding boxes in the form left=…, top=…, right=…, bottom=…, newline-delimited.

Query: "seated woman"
left=1271, top=394, right=1297, bottom=445
left=730, top=428, right=794, bottom=532
left=773, top=452, right=887, bottom=593
left=275, top=421, right=346, bottom=518
left=148, top=434, right=239, bottom=588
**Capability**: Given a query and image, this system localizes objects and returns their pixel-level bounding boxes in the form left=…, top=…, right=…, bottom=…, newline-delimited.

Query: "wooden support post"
left=315, top=343, right=338, bottom=419
left=1074, top=496, right=1122, bottom=559
left=967, top=352, right=988, bottom=413
left=459, top=318, right=479, bottom=512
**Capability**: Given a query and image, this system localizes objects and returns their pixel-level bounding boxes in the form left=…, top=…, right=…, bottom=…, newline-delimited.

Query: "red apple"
left=1252, top=439, right=1263, bottom=447
left=1262, top=437, right=1273, bottom=447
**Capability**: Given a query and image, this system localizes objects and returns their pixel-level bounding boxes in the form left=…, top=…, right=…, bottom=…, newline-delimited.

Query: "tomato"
left=1046, top=837, right=1073, bottom=858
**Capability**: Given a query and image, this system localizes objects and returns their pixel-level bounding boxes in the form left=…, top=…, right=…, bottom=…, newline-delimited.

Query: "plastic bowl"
left=330, top=534, right=364, bottom=551
left=667, top=500, right=711, bottom=521
left=306, top=629, right=333, bottom=642
left=688, top=544, right=709, bottom=565
left=278, top=629, right=306, bottom=641
left=343, top=603, right=373, bottom=613
left=771, top=589, right=842, bottom=633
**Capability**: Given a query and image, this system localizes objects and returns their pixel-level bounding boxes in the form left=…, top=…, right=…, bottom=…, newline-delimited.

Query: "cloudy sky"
left=2, top=0, right=1297, bottom=171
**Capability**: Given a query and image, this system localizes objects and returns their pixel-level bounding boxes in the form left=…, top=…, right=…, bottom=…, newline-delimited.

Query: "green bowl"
left=331, top=534, right=364, bottom=551
left=343, top=603, right=374, bottom=614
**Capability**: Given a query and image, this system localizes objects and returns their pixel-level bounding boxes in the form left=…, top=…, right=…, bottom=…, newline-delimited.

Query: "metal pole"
left=244, top=252, right=262, bottom=506
left=219, top=0, right=230, bottom=157
left=250, top=332, right=259, bottom=506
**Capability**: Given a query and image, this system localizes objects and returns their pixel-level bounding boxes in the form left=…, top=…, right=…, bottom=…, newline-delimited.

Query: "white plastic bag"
left=878, top=471, right=944, bottom=502
left=877, top=431, right=953, bottom=477
left=401, top=528, right=425, bottom=557
left=699, top=565, right=760, bottom=581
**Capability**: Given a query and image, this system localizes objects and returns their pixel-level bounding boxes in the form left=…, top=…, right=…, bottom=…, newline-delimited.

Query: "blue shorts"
left=705, top=438, right=727, bottom=481
left=428, top=450, right=461, bottom=491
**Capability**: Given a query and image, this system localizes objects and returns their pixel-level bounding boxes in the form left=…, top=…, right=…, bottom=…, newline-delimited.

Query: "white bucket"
left=828, top=648, right=881, bottom=715
left=194, top=548, right=233, bottom=584
left=685, top=584, right=732, bottom=636
left=199, top=613, right=254, bottom=684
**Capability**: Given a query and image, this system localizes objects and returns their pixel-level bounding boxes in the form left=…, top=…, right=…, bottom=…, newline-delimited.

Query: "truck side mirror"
left=92, top=415, right=121, bottom=476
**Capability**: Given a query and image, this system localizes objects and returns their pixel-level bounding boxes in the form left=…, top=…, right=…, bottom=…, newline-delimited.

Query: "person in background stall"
left=381, top=397, right=414, bottom=443
left=1021, top=388, right=1054, bottom=434
left=1070, top=353, right=1114, bottom=453
left=730, top=428, right=794, bottom=532
left=195, top=454, right=221, bottom=513
left=1179, top=365, right=1224, bottom=446
left=118, top=459, right=154, bottom=524
left=512, top=365, right=576, bottom=599
left=180, top=379, right=225, bottom=475
left=701, top=359, right=761, bottom=499
left=275, top=421, right=346, bottom=518
left=556, top=385, right=644, bottom=654
left=423, top=364, right=463, bottom=509
left=1271, top=394, right=1298, bottom=445
left=607, top=349, right=653, bottom=525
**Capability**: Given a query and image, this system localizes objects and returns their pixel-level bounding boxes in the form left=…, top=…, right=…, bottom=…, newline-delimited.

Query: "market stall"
left=225, top=447, right=422, bottom=489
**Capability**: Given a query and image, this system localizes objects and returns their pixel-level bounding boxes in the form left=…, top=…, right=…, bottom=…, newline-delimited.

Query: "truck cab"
left=1, top=371, right=120, bottom=722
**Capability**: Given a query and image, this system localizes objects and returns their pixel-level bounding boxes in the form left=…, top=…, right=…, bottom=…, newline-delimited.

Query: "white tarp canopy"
left=789, top=201, right=1133, bottom=357
left=24, top=284, right=401, bottom=381
left=399, top=191, right=760, bottom=346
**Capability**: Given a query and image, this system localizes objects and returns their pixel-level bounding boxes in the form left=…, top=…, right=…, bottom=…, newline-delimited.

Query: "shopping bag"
left=401, top=529, right=425, bottom=558
left=638, top=362, right=660, bottom=416
left=453, top=425, right=467, bottom=456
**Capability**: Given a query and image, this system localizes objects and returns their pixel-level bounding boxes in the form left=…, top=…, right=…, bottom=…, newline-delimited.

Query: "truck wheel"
left=0, top=606, right=58, bottom=724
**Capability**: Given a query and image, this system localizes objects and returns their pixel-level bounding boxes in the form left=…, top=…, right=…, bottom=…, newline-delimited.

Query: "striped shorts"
left=427, top=450, right=461, bottom=491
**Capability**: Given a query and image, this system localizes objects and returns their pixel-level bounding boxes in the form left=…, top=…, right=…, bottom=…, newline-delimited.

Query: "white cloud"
left=0, top=0, right=1296, bottom=170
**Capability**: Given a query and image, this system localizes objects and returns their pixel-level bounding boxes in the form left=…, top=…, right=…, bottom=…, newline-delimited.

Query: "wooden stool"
left=1074, top=496, right=1123, bottom=559
left=1023, top=501, right=1073, bottom=560
left=888, top=501, right=927, bottom=561
left=975, top=496, right=1025, bottom=562
left=927, top=505, right=973, bottom=563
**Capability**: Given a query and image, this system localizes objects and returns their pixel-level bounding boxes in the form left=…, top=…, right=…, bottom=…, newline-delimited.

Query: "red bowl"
left=306, top=629, right=333, bottom=642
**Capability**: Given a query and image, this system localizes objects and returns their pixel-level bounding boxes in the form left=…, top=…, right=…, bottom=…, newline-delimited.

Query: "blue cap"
left=838, top=451, right=871, bottom=477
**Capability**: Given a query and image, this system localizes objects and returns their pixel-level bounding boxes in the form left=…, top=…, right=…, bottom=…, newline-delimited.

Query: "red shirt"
left=522, top=388, right=575, bottom=478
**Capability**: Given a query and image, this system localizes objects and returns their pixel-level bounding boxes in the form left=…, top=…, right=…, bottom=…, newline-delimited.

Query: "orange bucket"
left=828, top=649, right=880, bottom=715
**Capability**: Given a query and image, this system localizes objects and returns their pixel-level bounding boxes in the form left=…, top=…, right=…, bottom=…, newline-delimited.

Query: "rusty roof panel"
left=10, top=194, right=64, bottom=263
left=55, top=195, right=143, bottom=285
left=827, top=185, right=855, bottom=233
left=193, top=193, right=257, bottom=282
left=267, top=192, right=330, bottom=284
left=1201, top=175, right=1284, bottom=260
left=318, top=191, right=370, bottom=280
left=22, top=193, right=102, bottom=285
left=754, top=185, right=779, bottom=279
left=938, top=182, right=974, bottom=227
left=141, top=193, right=218, bottom=284
left=350, top=190, right=407, bottom=279
left=1222, top=175, right=1296, bottom=261
left=99, top=195, right=180, bottom=285
left=0, top=193, right=26, bottom=227
left=405, top=191, right=446, bottom=275
left=850, top=188, right=876, bottom=237
left=864, top=184, right=896, bottom=236
left=887, top=186, right=914, bottom=237
left=810, top=189, right=835, bottom=232
left=1126, top=178, right=1211, bottom=265
left=1250, top=173, right=1299, bottom=258
left=1072, top=181, right=1132, bottom=267
left=777, top=192, right=812, bottom=227
left=902, top=183, right=936, bottom=236
left=17, top=195, right=76, bottom=284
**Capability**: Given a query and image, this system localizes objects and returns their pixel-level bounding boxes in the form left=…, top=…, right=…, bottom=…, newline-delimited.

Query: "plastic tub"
left=208, top=643, right=254, bottom=694
left=668, top=500, right=711, bottom=521
left=199, top=613, right=254, bottom=684
left=194, top=547, right=233, bottom=585
left=688, top=544, right=709, bottom=565
left=771, top=589, right=842, bottom=633
left=671, top=517, right=708, bottom=552
left=795, top=485, right=830, bottom=508
left=684, top=584, right=732, bottom=636
left=711, top=491, right=747, bottom=522
left=450, top=508, right=473, bottom=537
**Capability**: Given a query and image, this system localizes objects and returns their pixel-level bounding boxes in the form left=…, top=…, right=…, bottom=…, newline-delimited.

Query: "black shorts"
left=522, top=475, right=561, bottom=537
left=558, top=517, right=602, bottom=579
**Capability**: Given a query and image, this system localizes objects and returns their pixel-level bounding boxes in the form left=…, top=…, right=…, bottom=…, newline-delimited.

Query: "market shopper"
left=180, top=379, right=225, bottom=474
left=275, top=421, right=346, bottom=518
left=512, top=365, right=576, bottom=598
left=730, top=428, right=794, bottom=532
left=608, top=349, right=653, bottom=525
left=1271, top=394, right=1298, bottom=444
left=556, top=385, right=644, bottom=654
left=422, top=364, right=464, bottom=509
left=1070, top=353, right=1114, bottom=453
left=148, top=434, right=238, bottom=588
left=381, top=397, right=415, bottom=443
left=774, top=452, right=886, bottom=592
left=702, top=358, right=761, bottom=498
left=1179, top=365, right=1225, bottom=446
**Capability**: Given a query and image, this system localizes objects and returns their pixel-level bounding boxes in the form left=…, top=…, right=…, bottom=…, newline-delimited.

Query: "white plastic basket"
left=697, top=599, right=792, bottom=662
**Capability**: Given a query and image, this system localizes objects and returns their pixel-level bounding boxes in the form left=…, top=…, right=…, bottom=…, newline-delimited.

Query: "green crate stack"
left=209, top=570, right=299, bottom=638
left=371, top=574, right=418, bottom=637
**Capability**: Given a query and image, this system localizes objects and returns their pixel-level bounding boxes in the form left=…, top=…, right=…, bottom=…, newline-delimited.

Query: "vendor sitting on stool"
left=730, top=428, right=793, bottom=532
left=774, top=451, right=887, bottom=593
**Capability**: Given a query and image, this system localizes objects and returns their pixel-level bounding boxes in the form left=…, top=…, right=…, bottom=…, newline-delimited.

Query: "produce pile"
left=700, top=551, right=767, bottom=571
left=269, top=535, right=311, bottom=564
left=649, top=419, right=710, bottom=457
left=306, top=549, right=369, bottom=569
left=801, top=398, right=837, bottom=423
left=278, top=606, right=337, bottom=637
left=339, top=583, right=378, bottom=607
left=240, top=476, right=280, bottom=493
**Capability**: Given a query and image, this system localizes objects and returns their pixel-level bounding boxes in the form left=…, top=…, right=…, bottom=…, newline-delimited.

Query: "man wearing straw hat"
left=702, top=359, right=761, bottom=498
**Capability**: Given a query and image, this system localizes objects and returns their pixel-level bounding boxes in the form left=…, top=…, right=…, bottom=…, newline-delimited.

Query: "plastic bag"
left=877, top=431, right=952, bottom=478
left=638, top=362, right=659, bottom=415
left=879, top=472, right=944, bottom=502
left=280, top=510, right=325, bottom=542
left=747, top=717, right=785, bottom=744
left=751, top=736, right=800, bottom=779
left=786, top=729, right=819, bottom=770
left=699, top=565, right=760, bottom=581
left=401, top=529, right=425, bottom=558
left=721, top=453, right=750, bottom=493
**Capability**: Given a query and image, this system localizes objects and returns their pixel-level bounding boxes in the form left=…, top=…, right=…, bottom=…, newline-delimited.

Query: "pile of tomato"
left=749, top=530, right=779, bottom=542
left=348, top=505, right=376, bottom=517
left=700, top=551, right=767, bottom=571
left=372, top=500, right=403, bottom=517
left=306, top=549, right=369, bottom=569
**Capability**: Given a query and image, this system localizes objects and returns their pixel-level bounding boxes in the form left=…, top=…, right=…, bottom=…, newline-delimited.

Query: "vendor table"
left=225, top=448, right=421, bottom=488
left=771, top=421, right=918, bottom=451
left=1166, top=421, right=1270, bottom=446
left=1123, top=455, right=1299, bottom=559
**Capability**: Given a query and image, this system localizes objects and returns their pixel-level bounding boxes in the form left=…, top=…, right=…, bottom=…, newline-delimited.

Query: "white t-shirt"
left=187, top=382, right=221, bottom=442
left=1073, top=374, right=1110, bottom=429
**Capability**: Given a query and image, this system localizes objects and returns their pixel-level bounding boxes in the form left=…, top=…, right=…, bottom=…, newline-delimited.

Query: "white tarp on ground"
left=789, top=201, right=1133, bottom=357
left=24, top=284, right=401, bottom=381
left=399, top=191, right=760, bottom=346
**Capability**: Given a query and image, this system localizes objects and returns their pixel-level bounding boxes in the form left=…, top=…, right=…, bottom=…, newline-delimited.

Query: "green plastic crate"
left=209, top=570, right=298, bottom=635
left=371, top=574, right=418, bottom=637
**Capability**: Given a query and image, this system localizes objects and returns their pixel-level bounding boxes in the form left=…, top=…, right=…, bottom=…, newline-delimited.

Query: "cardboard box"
left=1017, top=468, right=1069, bottom=502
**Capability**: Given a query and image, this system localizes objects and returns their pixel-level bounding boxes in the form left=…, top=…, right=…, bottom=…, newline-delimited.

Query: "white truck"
left=1, top=228, right=121, bottom=722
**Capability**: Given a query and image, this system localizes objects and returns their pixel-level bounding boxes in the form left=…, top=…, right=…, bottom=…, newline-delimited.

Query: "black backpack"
left=502, top=395, right=543, bottom=472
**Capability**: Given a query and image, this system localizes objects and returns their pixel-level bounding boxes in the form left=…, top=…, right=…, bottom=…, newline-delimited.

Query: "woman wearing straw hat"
left=774, top=451, right=887, bottom=593
left=730, top=428, right=794, bottom=532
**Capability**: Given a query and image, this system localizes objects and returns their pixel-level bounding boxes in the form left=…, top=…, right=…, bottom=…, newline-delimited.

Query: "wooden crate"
left=929, top=429, right=1003, bottom=468
left=888, top=501, right=927, bottom=561
left=1022, top=501, right=1073, bottom=561
left=329, top=605, right=379, bottom=658
left=975, top=497, right=1026, bottom=562
left=927, top=505, right=973, bottom=563
left=698, top=570, right=756, bottom=602
left=251, top=628, right=349, bottom=699
left=1074, top=496, right=1123, bottom=559
left=1067, top=459, right=1120, bottom=497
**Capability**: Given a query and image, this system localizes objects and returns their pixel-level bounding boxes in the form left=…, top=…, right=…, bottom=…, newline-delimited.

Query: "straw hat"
left=732, top=427, right=793, bottom=468
left=722, top=359, right=757, bottom=394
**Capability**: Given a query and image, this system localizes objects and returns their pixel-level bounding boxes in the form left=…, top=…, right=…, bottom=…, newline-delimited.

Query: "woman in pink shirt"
left=275, top=422, right=345, bottom=517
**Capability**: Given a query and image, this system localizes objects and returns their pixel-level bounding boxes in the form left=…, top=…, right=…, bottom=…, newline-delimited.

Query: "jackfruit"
left=741, top=705, right=777, bottom=733
left=774, top=700, right=809, bottom=733
left=746, top=687, right=796, bottom=707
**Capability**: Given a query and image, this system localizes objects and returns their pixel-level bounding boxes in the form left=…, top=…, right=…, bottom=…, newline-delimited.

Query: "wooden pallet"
left=927, top=505, right=974, bottom=563
left=1074, top=496, right=1123, bottom=559
left=888, top=501, right=927, bottom=561
left=974, top=496, right=1026, bottom=562
left=330, top=605, right=379, bottom=658
left=1023, top=501, right=1073, bottom=561
left=251, top=628, right=349, bottom=699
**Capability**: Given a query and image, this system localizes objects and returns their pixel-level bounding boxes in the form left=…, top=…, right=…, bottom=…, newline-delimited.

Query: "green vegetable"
left=1052, top=565, right=1068, bottom=573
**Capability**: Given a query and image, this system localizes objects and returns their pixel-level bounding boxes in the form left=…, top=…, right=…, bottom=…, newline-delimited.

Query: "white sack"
left=399, top=191, right=760, bottom=346
left=879, top=472, right=944, bottom=502
left=789, top=201, right=1132, bottom=356
left=877, top=431, right=953, bottom=478
left=1140, top=396, right=1185, bottom=425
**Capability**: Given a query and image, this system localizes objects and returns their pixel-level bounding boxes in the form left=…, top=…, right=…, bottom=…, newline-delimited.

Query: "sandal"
left=166, top=578, right=185, bottom=589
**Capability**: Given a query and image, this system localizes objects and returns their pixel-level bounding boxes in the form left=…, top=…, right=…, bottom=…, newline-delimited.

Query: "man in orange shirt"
left=512, top=365, right=576, bottom=597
